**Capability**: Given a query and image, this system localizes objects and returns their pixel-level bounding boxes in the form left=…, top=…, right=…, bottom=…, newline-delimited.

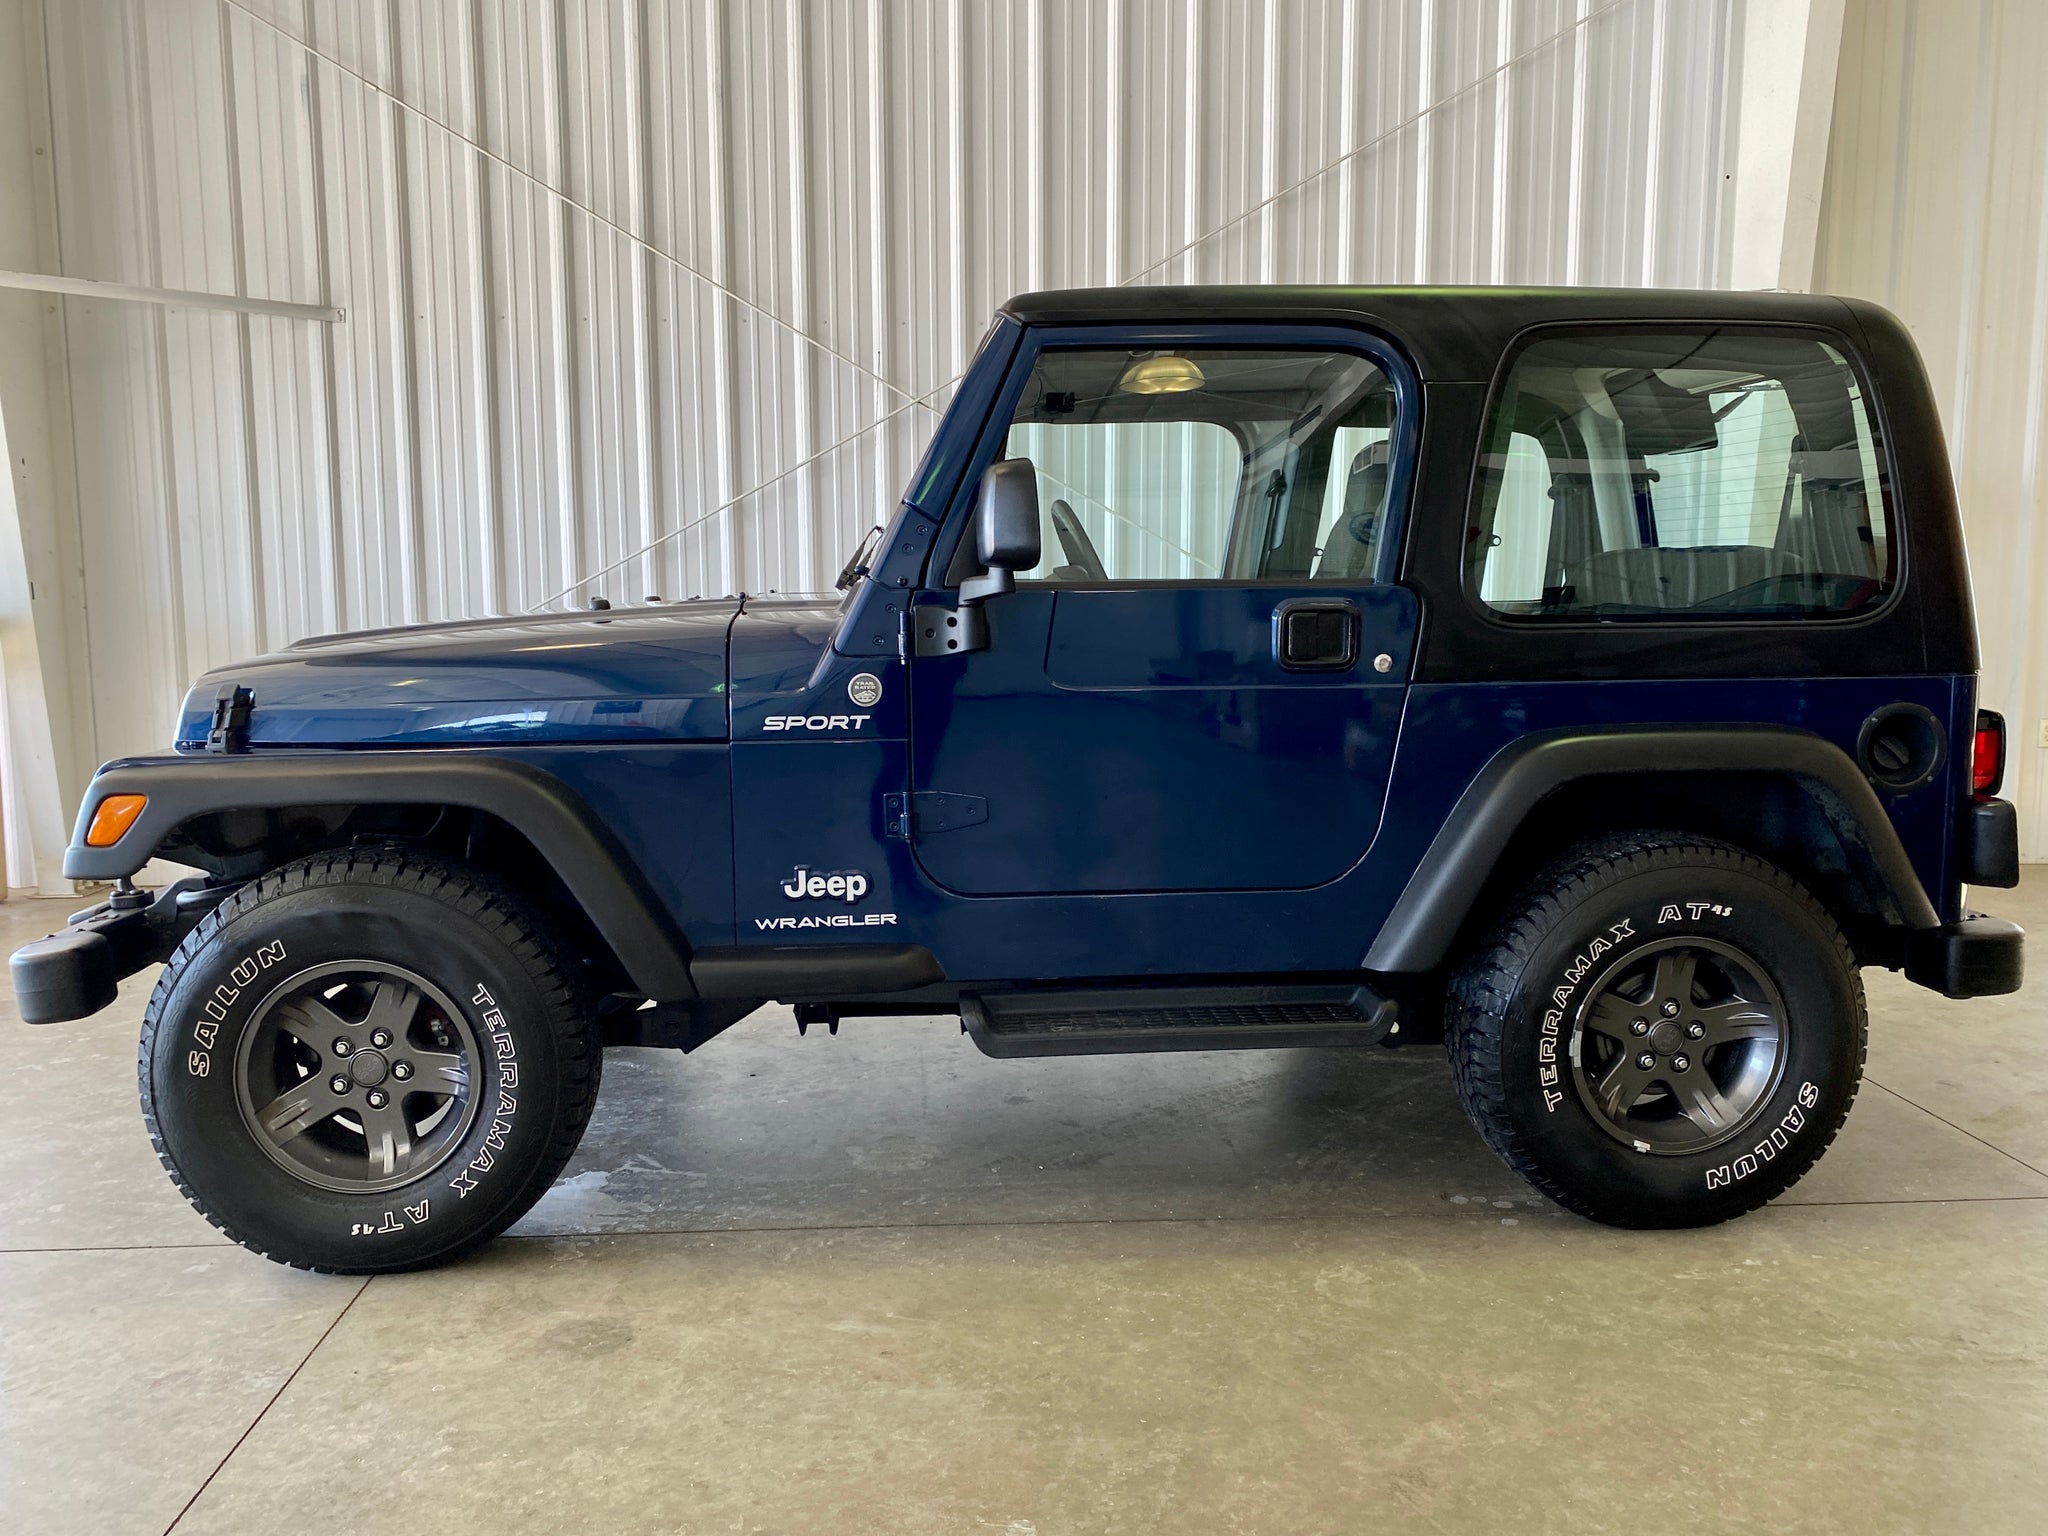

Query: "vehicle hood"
left=174, top=601, right=749, bottom=748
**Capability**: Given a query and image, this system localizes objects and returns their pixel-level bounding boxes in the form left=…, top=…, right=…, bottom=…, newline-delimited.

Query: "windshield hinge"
left=206, top=685, right=254, bottom=754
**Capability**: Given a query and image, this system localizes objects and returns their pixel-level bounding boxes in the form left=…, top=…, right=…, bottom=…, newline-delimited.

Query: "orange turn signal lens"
left=85, top=793, right=148, bottom=848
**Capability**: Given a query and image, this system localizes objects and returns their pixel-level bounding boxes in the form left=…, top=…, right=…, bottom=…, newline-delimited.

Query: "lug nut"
left=391, top=1060, right=413, bottom=1081
left=1672, top=1053, right=1691, bottom=1072
left=1661, top=1000, right=1681, bottom=1017
left=330, top=1075, right=350, bottom=1094
left=1630, top=1018, right=1649, bottom=1036
left=365, top=1089, right=388, bottom=1109
left=1686, top=1022, right=1705, bottom=1040
left=332, top=1038, right=352, bottom=1057
left=1636, top=1052, right=1656, bottom=1071
left=369, top=1029, right=392, bottom=1049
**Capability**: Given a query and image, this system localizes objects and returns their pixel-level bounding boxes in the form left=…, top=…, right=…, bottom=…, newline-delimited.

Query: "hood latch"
left=205, top=685, right=254, bottom=753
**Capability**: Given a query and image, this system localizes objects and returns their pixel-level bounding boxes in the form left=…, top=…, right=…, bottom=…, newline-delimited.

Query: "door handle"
left=1274, top=598, right=1359, bottom=671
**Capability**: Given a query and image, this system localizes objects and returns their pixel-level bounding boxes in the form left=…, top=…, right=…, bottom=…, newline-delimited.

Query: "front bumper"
left=9, top=880, right=225, bottom=1024
left=1906, top=913, right=2026, bottom=999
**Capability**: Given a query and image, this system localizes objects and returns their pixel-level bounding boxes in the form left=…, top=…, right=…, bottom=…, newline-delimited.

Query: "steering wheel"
left=1048, top=499, right=1109, bottom=582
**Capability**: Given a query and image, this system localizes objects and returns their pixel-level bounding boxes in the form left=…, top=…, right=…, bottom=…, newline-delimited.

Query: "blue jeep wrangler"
left=11, top=287, right=2026, bottom=1272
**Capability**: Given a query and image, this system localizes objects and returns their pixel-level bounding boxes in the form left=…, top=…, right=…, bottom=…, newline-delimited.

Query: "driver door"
left=906, top=330, right=1418, bottom=897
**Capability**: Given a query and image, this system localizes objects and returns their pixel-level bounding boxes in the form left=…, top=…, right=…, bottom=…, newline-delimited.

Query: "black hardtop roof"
left=996, top=286, right=1887, bottom=381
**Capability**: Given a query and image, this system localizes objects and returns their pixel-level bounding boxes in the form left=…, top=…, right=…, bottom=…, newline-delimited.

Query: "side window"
left=1001, top=346, right=1398, bottom=583
left=1468, top=330, right=1895, bottom=619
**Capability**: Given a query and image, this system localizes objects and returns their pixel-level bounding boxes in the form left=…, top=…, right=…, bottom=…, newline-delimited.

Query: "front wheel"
left=139, top=852, right=600, bottom=1272
left=1447, top=833, right=1865, bottom=1227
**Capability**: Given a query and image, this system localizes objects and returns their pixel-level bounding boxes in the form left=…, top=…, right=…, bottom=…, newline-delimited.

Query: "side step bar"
left=960, top=983, right=1397, bottom=1059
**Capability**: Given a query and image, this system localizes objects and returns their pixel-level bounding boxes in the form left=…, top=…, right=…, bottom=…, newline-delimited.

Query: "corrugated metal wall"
left=1815, top=0, right=2048, bottom=861
left=31, top=0, right=1737, bottom=776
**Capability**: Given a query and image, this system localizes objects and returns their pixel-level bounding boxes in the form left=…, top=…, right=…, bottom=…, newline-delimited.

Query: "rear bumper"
left=1963, top=797, right=2021, bottom=887
left=1906, top=913, right=2025, bottom=999
left=8, top=880, right=224, bottom=1024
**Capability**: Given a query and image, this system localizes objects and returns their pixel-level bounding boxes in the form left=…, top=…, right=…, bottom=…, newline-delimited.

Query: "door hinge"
left=884, top=790, right=989, bottom=838
left=206, top=685, right=254, bottom=753
left=909, top=599, right=989, bottom=657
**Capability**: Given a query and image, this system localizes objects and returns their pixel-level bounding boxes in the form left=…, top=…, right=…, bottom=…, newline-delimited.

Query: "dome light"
left=1116, top=353, right=1205, bottom=395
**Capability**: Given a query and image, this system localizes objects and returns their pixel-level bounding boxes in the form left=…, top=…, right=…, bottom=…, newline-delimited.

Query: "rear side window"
left=1468, top=330, right=1895, bottom=620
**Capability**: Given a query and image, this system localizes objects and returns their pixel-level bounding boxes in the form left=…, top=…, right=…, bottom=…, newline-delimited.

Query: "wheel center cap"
left=348, top=1048, right=390, bottom=1088
left=1649, top=1021, right=1685, bottom=1054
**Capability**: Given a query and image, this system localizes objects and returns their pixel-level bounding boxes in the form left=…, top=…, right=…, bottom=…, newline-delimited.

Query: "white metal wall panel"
left=1815, top=0, right=2048, bottom=860
left=35, top=0, right=1739, bottom=778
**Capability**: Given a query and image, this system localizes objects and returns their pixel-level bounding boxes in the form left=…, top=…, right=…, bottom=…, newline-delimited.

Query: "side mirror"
left=914, top=459, right=1041, bottom=658
left=959, top=459, right=1041, bottom=606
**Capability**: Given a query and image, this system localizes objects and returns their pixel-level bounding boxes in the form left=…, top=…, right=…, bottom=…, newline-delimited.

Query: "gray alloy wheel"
left=232, top=961, right=483, bottom=1195
left=1568, top=937, right=1788, bottom=1156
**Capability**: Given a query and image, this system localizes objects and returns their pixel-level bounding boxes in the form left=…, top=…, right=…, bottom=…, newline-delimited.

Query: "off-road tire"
left=139, top=851, right=600, bottom=1272
left=1447, top=832, right=1865, bottom=1227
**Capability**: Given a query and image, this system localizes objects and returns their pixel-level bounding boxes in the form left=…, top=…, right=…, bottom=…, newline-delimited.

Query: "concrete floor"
left=2, top=880, right=2045, bottom=1535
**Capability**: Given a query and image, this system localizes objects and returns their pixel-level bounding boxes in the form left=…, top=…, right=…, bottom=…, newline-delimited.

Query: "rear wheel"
left=139, top=851, right=600, bottom=1272
left=1446, top=832, right=1864, bottom=1227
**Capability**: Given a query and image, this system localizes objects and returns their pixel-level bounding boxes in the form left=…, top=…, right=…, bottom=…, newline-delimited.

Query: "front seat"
left=1316, top=441, right=1389, bottom=579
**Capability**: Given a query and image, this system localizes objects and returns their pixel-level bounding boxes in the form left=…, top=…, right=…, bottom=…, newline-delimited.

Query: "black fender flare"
left=1363, top=725, right=1943, bottom=974
left=64, top=752, right=697, bottom=999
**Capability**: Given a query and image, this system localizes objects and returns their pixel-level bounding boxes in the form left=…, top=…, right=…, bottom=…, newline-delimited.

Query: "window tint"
left=1468, top=330, right=1894, bottom=619
left=1002, top=347, right=1397, bottom=583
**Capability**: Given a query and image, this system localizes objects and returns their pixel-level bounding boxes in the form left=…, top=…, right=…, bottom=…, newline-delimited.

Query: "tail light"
left=1973, top=710, right=2006, bottom=797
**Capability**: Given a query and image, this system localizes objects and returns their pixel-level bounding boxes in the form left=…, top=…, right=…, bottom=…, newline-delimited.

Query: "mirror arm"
left=957, top=565, right=1014, bottom=606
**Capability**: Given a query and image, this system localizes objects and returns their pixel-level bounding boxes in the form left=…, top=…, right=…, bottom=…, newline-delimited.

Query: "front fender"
left=66, top=752, right=696, bottom=999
